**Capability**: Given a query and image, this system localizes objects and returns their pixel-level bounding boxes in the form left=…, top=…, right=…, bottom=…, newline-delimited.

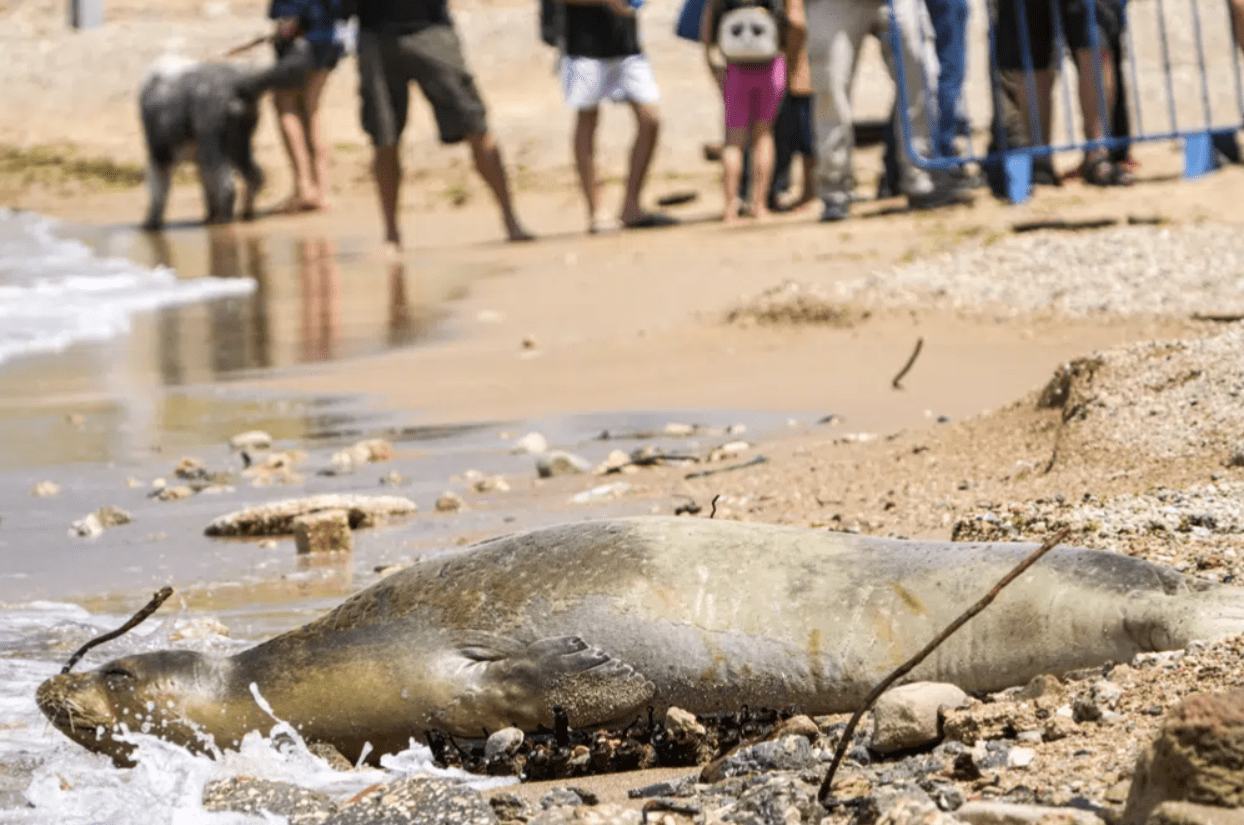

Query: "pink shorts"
left=723, top=55, right=787, bottom=130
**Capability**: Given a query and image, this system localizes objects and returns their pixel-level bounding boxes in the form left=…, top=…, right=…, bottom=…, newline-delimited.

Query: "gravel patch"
left=834, top=224, right=1244, bottom=319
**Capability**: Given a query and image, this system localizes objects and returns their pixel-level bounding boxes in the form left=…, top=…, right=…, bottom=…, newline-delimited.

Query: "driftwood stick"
left=222, top=34, right=271, bottom=59
left=891, top=337, right=924, bottom=390
left=817, top=527, right=1071, bottom=804
left=61, top=586, right=175, bottom=675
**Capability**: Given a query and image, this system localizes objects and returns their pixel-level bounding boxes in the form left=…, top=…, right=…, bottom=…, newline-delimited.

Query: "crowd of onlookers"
left=260, top=0, right=1236, bottom=245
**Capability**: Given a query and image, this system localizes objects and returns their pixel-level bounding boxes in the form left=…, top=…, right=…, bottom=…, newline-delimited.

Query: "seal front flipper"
left=442, top=634, right=655, bottom=734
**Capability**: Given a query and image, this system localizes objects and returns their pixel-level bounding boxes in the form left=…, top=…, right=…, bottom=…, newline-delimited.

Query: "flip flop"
left=622, top=213, right=679, bottom=230
left=656, top=190, right=699, bottom=207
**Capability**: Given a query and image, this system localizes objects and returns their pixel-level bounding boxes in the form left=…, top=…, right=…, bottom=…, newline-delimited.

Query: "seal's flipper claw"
left=446, top=634, right=655, bottom=733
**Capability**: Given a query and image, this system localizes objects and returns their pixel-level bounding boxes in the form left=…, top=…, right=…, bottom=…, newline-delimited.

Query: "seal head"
left=36, top=650, right=226, bottom=766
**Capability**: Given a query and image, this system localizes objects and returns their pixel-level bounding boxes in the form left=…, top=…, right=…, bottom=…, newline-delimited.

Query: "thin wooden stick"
left=891, top=337, right=924, bottom=390
left=817, top=528, right=1071, bottom=804
left=222, top=34, right=271, bottom=59
left=61, top=586, right=175, bottom=674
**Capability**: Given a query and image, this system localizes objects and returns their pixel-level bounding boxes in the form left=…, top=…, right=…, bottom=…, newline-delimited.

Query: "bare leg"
left=372, top=144, right=402, bottom=249
left=620, top=101, right=660, bottom=226
left=1075, top=46, right=1115, bottom=148
left=573, top=108, right=603, bottom=232
left=1010, top=68, right=1055, bottom=144
left=749, top=121, right=776, bottom=220
left=466, top=132, right=533, bottom=242
left=796, top=153, right=818, bottom=207
left=721, top=126, right=749, bottom=224
left=302, top=70, right=333, bottom=209
left=1234, top=0, right=1244, bottom=52
left=273, top=87, right=317, bottom=210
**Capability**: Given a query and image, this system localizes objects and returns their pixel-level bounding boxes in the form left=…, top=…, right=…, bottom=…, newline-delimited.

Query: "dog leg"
left=142, top=159, right=173, bottom=230
left=196, top=143, right=236, bottom=224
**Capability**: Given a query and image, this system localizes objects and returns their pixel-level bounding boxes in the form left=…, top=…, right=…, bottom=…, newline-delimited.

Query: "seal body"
left=37, top=517, right=1244, bottom=765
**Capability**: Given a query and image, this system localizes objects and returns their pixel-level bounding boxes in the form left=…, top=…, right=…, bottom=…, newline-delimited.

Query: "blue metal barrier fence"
left=887, top=0, right=1244, bottom=202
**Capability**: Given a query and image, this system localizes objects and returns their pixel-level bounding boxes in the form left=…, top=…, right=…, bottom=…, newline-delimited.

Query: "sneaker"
left=820, top=199, right=850, bottom=222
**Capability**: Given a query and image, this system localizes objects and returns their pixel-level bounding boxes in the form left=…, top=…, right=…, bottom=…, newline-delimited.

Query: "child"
left=701, top=0, right=794, bottom=222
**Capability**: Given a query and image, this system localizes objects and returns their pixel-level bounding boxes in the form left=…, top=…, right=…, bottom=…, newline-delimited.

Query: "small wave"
left=0, top=209, right=256, bottom=367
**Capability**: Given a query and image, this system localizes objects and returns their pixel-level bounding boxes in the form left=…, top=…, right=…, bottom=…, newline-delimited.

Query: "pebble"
left=436, top=491, right=467, bottom=513
left=30, top=481, right=59, bottom=497
left=228, top=430, right=272, bottom=451
left=510, top=432, right=548, bottom=455
left=536, top=451, right=593, bottom=478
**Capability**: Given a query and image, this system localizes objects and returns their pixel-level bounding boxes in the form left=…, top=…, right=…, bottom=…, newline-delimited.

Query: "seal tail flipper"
left=444, top=635, right=655, bottom=734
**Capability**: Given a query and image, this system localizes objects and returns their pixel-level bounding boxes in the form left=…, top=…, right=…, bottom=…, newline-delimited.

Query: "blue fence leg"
left=1184, top=132, right=1215, bottom=178
left=1212, top=129, right=1241, bottom=165
left=1003, top=152, right=1033, bottom=204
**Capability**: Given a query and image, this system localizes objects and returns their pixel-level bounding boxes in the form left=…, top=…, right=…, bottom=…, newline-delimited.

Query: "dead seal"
left=37, top=516, right=1244, bottom=765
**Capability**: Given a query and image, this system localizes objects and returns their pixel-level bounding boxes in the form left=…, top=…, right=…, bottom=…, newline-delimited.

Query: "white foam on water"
left=0, top=208, right=255, bottom=367
left=0, top=601, right=516, bottom=824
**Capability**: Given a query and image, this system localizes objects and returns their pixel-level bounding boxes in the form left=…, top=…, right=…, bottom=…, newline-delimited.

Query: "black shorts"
left=994, top=0, right=1122, bottom=71
left=273, top=37, right=344, bottom=77
left=774, top=92, right=815, bottom=157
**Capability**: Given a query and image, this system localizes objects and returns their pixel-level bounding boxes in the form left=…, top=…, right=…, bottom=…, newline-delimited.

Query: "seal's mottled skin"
left=36, top=517, right=1244, bottom=765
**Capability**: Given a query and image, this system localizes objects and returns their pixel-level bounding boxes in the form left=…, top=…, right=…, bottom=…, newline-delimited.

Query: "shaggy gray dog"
left=139, top=48, right=310, bottom=229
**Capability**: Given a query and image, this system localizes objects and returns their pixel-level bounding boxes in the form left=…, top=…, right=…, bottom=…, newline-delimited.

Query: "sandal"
left=1081, top=157, right=1133, bottom=187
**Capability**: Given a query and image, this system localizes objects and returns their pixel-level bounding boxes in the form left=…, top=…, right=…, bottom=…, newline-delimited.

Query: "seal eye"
left=103, top=666, right=134, bottom=680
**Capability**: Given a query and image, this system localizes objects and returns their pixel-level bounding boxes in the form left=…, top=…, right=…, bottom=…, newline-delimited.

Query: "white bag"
left=716, top=5, right=781, bottom=64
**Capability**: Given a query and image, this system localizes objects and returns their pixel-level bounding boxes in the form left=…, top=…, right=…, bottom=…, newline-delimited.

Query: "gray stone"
left=870, top=682, right=969, bottom=754
left=511, top=432, right=548, bottom=455
left=703, top=735, right=819, bottom=782
left=718, top=773, right=824, bottom=824
left=323, top=776, right=497, bottom=825
left=202, top=776, right=336, bottom=825
left=436, top=491, right=467, bottom=513
left=955, top=801, right=1105, bottom=825
left=877, top=797, right=962, bottom=825
left=536, top=451, right=593, bottom=478
left=485, top=726, right=525, bottom=761
left=205, top=494, right=417, bottom=536
left=490, top=792, right=534, bottom=824
left=229, top=430, right=272, bottom=451
left=528, top=803, right=640, bottom=824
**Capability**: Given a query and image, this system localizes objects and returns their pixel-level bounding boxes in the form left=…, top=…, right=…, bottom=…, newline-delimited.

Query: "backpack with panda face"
left=714, top=0, right=784, bottom=64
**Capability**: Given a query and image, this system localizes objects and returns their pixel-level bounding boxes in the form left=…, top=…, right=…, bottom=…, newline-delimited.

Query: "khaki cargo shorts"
left=357, top=24, right=488, bottom=147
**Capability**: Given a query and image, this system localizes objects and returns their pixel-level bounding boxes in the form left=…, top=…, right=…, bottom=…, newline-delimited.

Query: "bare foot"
left=506, top=222, right=536, bottom=242
left=273, top=195, right=319, bottom=215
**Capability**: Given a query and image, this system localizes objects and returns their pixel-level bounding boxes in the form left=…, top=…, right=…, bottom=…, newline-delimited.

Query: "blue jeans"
left=882, top=0, right=969, bottom=189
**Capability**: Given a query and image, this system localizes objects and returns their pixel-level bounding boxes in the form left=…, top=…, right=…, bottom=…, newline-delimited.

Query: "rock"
left=485, top=727, right=525, bottom=761
left=70, top=505, right=132, bottom=538
left=202, top=776, right=337, bottom=824
left=570, top=483, right=632, bottom=504
left=1228, top=448, right=1244, bottom=468
left=595, top=450, right=634, bottom=475
left=472, top=475, right=510, bottom=493
left=664, top=707, right=707, bottom=740
left=1122, top=689, right=1244, bottom=825
left=717, top=773, right=823, bottom=825
left=328, top=439, right=395, bottom=475
left=30, top=481, right=60, bottom=497
left=664, top=423, right=696, bottom=436
left=174, top=457, right=207, bottom=479
left=770, top=714, right=821, bottom=742
left=308, top=742, right=354, bottom=772
left=955, top=802, right=1105, bottom=825
left=700, top=735, right=818, bottom=783
left=511, top=432, right=548, bottom=455
left=324, top=776, right=498, bottom=824
left=380, top=470, right=407, bottom=486
left=436, top=491, right=467, bottom=513
left=166, top=617, right=230, bottom=642
left=528, top=803, right=638, bottom=824
left=490, top=792, right=534, bottom=825
left=870, top=682, right=969, bottom=754
left=877, top=796, right=962, bottom=825
left=294, top=510, right=354, bottom=554
left=1007, top=747, right=1035, bottom=768
left=1148, top=802, right=1244, bottom=825
left=537, top=451, right=593, bottom=478
left=706, top=441, right=750, bottom=463
left=154, top=485, right=194, bottom=502
left=943, top=700, right=1039, bottom=745
left=125, top=477, right=143, bottom=489
left=205, top=495, right=417, bottom=537
left=228, top=430, right=272, bottom=451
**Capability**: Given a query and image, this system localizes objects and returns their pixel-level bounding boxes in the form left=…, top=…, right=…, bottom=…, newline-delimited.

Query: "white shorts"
left=560, top=54, right=661, bottom=109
